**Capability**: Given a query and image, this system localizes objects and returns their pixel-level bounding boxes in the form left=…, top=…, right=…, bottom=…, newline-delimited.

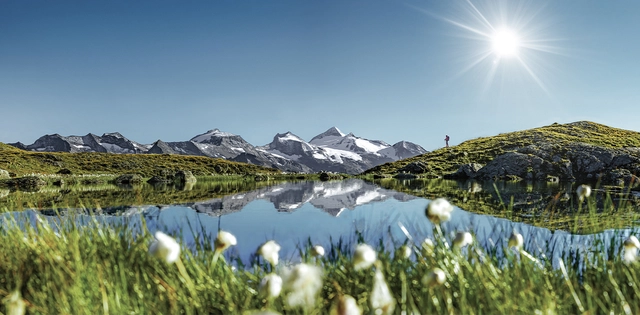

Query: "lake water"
left=2, top=178, right=638, bottom=265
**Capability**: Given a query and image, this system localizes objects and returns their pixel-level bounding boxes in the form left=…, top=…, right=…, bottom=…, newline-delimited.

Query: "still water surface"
left=2, top=179, right=637, bottom=265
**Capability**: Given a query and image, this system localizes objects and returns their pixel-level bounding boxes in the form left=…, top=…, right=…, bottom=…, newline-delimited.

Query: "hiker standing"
left=445, top=135, right=450, bottom=148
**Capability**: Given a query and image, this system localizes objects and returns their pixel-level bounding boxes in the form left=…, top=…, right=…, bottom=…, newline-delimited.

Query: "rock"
left=475, top=152, right=555, bottom=181
left=174, top=170, right=197, bottom=184
left=114, top=174, right=144, bottom=184
left=6, top=176, right=47, bottom=191
left=444, top=163, right=483, bottom=179
left=398, top=162, right=429, bottom=174
left=57, top=168, right=72, bottom=175
left=606, top=169, right=640, bottom=187
left=147, top=169, right=175, bottom=184
left=0, top=169, right=9, bottom=179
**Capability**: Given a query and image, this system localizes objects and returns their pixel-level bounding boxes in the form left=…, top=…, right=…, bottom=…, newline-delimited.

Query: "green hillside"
left=0, top=143, right=279, bottom=177
left=364, top=121, right=640, bottom=176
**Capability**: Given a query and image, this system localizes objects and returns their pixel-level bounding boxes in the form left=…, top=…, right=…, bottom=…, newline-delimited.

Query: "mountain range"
left=9, top=127, right=427, bottom=174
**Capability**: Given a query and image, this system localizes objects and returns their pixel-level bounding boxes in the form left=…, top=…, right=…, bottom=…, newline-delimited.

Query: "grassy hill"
left=364, top=121, right=640, bottom=176
left=0, top=142, right=280, bottom=177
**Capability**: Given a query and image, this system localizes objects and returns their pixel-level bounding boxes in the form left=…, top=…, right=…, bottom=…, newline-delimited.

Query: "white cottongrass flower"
left=330, top=294, right=362, bottom=315
left=310, top=245, right=325, bottom=257
left=576, top=184, right=592, bottom=202
left=3, top=291, right=25, bottom=315
left=282, top=263, right=323, bottom=310
left=397, top=245, right=412, bottom=259
left=353, top=244, right=377, bottom=271
left=426, top=198, right=454, bottom=224
left=148, top=231, right=181, bottom=264
left=623, top=235, right=640, bottom=264
left=422, top=268, right=446, bottom=287
left=508, top=230, right=524, bottom=251
left=259, top=273, right=283, bottom=299
left=214, top=230, right=237, bottom=252
left=370, top=269, right=396, bottom=315
left=452, top=232, right=473, bottom=250
left=422, top=238, right=435, bottom=254
left=259, top=240, right=281, bottom=267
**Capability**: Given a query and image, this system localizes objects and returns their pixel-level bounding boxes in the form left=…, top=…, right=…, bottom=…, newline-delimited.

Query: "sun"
left=491, top=28, right=520, bottom=58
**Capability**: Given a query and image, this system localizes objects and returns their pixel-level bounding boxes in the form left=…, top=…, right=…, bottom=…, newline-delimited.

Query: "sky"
left=2, top=0, right=640, bottom=151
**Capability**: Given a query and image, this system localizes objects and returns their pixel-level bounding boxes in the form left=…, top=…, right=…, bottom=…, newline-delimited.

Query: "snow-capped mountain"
left=10, top=127, right=427, bottom=174
left=10, top=133, right=149, bottom=154
left=186, top=179, right=417, bottom=217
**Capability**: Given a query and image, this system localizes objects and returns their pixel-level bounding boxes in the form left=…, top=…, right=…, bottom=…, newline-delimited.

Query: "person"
left=445, top=135, right=450, bottom=148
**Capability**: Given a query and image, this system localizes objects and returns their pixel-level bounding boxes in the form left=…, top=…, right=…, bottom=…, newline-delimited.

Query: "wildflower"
left=422, top=238, right=435, bottom=254
left=310, top=245, right=325, bottom=257
left=259, top=240, right=281, bottom=267
left=397, top=245, right=412, bottom=259
left=330, top=295, right=362, bottom=315
left=259, top=273, right=283, bottom=299
left=422, top=268, right=446, bottom=287
left=3, top=291, right=25, bottom=315
left=624, top=235, right=640, bottom=264
left=508, top=230, right=524, bottom=251
left=282, top=263, right=323, bottom=310
left=576, top=184, right=591, bottom=202
left=353, top=244, right=377, bottom=271
left=148, top=231, right=180, bottom=264
left=452, top=232, right=473, bottom=250
left=214, top=230, right=237, bottom=252
left=426, top=198, right=454, bottom=224
left=370, top=268, right=396, bottom=315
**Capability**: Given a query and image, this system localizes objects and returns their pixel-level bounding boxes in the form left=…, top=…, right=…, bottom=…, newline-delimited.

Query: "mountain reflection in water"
left=4, top=179, right=637, bottom=265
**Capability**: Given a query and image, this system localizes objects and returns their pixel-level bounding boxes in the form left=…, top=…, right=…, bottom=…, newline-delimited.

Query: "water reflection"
left=4, top=179, right=638, bottom=267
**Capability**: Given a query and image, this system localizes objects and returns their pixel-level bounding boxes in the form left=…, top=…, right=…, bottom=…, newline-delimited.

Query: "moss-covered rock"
left=114, top=174, right=144, bottom=184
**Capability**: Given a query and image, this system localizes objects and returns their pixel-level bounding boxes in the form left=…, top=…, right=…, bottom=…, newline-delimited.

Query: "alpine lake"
left=2, top=177, right=640, bottom=266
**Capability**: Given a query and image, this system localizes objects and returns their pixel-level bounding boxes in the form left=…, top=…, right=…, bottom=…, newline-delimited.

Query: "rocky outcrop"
left=450, top=143, right=640, bottom=185
left=114, top=174, right=144, bottom=184
left=444, top=163, right=484, bottom=179
left=174, top=170, right=197, bottom=184
left=398, top=162, right=429, bottom=174
left=147, top=170, right=197, bottom=185
left=1, top=176, right=47, bottom=191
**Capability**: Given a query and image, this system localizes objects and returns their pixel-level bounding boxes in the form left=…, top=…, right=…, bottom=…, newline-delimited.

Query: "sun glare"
left=416, top=1, right=563, bottom=93
left=491, top=29, right=519, bottom=57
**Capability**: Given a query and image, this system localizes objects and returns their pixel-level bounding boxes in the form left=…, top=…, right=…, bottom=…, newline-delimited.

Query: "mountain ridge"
left=8, top=127, right=427, bottom=174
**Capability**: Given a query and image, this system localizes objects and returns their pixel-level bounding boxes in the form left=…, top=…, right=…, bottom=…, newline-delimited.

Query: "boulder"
left=0, top=169, right=9, bottom=179
left=475, top=152, right=555, bottom=181
left=398, top=162, right=429, bottom=174
left=7, top=176, right=47, bottom=191
left=56, top=168, right=72, bottom=175
left=114, top=174, right=144, bottom=184
left=444, top=163, right=483, bottom=179
left=174, top=170, right=197, bottom=184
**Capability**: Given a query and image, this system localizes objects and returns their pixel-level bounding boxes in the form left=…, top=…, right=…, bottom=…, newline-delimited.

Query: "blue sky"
left=2, top=0, right=639, bottom=151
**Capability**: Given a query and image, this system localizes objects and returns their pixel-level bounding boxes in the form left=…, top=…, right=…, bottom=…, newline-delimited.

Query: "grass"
left=0, top=142, right=281, bottom=177
left=2, top=194, right=640, bottom=314
left=364, top=121, right=640, bottom=177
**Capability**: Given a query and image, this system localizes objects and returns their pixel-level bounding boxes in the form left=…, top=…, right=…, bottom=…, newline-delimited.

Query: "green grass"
left=364, top=121, right=640, bottom=176
left=0, top=142, right=281, bottom=177
left=2, top=201, right=640, bottom=314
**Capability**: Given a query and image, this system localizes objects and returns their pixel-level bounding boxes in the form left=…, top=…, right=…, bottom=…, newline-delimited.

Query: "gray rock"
left=444, top=163, right=483, bottom=179
left=398, top=161, right=429, bottom=174
left=114, top=174, right=144, bottom=184
left=175, top=170, right=197, bottom=184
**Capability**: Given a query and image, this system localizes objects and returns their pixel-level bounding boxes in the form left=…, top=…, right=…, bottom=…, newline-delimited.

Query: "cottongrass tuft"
left=3, top=290, right=26, bottom=315
left=452, top=232, right=473, bottom=250
left=330, top=295, right=362, bottom=315
left=576, top=184, right=592, bottom=202
left=623, top=235, right=640, bottom=264
left=508, top=230, right=524, bottom=251
left=259, top=273, right=283, bottom=299
left=422, top=268, right=446, bottom=287
left=353, top=243, right=377, bottom=271
left=259, top=240, right=281, bottom=267
left=426, top=198, right=454, bottom=224
left=282, top=263, right=323, bottom=310
left=148, top=231, right=180, bottom=264
left=310, top=245, right=325, bottom=257
left=214, top=230, right=237, bottom=252
left=370, top=268, right=395, bottom=315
